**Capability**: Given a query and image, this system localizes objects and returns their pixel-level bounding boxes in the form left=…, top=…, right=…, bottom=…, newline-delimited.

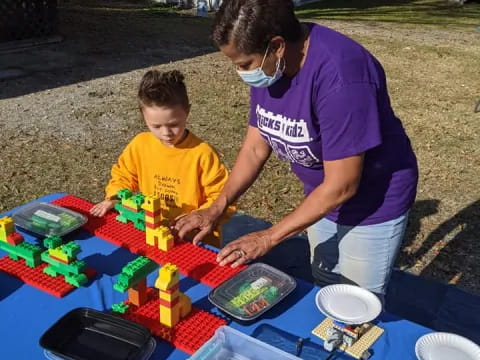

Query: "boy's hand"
left=90, top=200, right=116, bottom=217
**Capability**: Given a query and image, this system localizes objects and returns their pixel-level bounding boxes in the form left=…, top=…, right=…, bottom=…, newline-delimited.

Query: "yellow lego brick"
left=145, top=214, right=161, bottom=224
left=160, top=305, right=180, bottom=328
left=154, top=263, right=179, bottom=291
left=123, top=198, right=141, bottom=211
left=145, top=228, right=157, bottom=246
left=312, top=318, right=384, bottom=359
left=159, top=289, right=180, bottom=302
left=146, top=227, right=174, bottom=251
left=158, top=235, right=174, bottom=252
left=0, top=217, right=15, bottom=241
left=141, top=196, right=161, bottom=213
left=48, top=247, right=70, bottom=262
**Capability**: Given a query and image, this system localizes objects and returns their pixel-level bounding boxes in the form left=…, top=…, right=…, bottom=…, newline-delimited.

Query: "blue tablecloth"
left=0, top=194, right=433, bottom=360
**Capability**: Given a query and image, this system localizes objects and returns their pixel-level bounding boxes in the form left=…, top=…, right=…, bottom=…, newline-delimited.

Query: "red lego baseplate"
left=121, top=288, right=227, bottom=354
left=0, top=256, right=96, bottom=298
left=52, top=195, right=246, bottom=287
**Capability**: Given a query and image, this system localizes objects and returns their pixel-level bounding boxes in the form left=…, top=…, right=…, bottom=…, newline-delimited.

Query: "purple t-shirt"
left=249, top=23, right=418, bottom=225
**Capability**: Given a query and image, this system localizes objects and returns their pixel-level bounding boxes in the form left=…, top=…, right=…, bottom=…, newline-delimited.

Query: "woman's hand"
left=216, top=229, right=275, bottom=268
left=172, top=207, right=221, bottom=245
left=90, top=199, right=116, bottom=217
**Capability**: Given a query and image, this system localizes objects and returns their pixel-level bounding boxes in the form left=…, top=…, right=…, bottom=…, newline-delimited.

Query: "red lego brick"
left=51, top=195, right=246, bottom=287
left=0, top=256, right=96, bottom=297
left=7, top=232, right=24, bottom=245
left=122, top=288, right=227, bottom=354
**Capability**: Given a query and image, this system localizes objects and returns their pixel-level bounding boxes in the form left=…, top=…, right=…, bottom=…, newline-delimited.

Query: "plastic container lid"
left=208, top=262, right=296, bottom=322
left=13, top=202, right=87, bottom=237
left=39, top=308, right=155, bottom=360
left=188, top=325, right=301, bottom=360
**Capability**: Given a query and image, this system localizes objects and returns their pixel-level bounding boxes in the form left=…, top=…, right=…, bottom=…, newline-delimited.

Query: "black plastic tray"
left=39, top=308, right=153, bottom=360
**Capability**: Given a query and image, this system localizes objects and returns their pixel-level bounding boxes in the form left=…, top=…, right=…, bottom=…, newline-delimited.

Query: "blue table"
left=0, top=194, right=433, bottom=360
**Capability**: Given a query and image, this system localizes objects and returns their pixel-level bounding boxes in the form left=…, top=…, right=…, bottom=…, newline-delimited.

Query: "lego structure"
left=0, top=216, right=43, bottom=267
left=52, top=195, right=245, bottom=287
left=41, top=235, right=89, bottom=287
left=113, top=256, right=158, bottom=307
left=142, top=195, right=175, bottom=251
left=312, top=318, right=384, bottom=360
left=155, top=263, right=192, bottom=328
left=115, top=189, right=147, bottom=231
left=0, top=216, right=95, bottom=297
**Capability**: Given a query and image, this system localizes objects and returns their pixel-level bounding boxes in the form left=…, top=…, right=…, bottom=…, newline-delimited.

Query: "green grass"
left=296, top=0, right=480, bottom=29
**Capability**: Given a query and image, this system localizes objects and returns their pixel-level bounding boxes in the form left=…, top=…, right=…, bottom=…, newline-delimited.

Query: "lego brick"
left=141, top=196, right=161, bottom=213
left=51, top=195, right=246, bottom=287
left=122, top=202, right=141, bottom=213
left=60, top=242, right=81, bottom=258
left=0, top=216, right=15, bottom=240
left=6, top=232, right=24, bottom=245
left=0, top=256, right=96, bottom=297
left=127, top=278, right=148, bottom=307
left=160, top=303, right=180, bottom=327
left=48, top=248, right=70, bottom=263
left=117, top=189, right=133, bottom=200
left=159, top=289, right=180, bottom=302
left=44, top=236, right=63, bottom=249
left=49, top=254, right=70, bottom=264
left=144, top=209, right=161, bottom=218
left=114, top=256, right=158, bottom=293
left=0, top=240, right=43, bottom=267
left=41, top=251, right=87, bottom=275
left=122, top=288, right=227, bottom=354
left=159, top=297, right=180, bottom=308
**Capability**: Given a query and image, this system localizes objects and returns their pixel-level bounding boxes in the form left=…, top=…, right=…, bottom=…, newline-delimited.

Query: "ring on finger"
left=235, top=249, right=246, bottom=258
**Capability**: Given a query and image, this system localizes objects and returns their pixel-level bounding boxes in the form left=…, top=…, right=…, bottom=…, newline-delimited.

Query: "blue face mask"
left=237, top=45, right=284, bottom=88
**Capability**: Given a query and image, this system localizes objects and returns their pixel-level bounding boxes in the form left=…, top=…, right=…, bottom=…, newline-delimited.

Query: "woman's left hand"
left=216, top=229, right=276, bottom=268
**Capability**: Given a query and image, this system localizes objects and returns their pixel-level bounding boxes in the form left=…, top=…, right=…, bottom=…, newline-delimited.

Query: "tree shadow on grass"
left=0, top=0, right=216, bottom=99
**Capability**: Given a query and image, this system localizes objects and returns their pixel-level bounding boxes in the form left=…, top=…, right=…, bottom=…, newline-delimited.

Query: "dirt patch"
left=1, top=1, right=479, bottom=294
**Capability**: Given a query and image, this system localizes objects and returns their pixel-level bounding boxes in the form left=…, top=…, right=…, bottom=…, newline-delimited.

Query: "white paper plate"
left=415, top=332, right=480, bottom=360
left=315, top=284, right=382, bottom=324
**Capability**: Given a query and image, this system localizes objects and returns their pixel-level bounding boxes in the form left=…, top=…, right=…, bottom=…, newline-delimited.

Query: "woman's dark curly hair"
left=212, top=0, right=302, bottom=55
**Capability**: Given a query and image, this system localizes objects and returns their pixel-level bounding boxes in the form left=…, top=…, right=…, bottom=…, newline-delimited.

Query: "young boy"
left=90, top=69, right=233, bottom=247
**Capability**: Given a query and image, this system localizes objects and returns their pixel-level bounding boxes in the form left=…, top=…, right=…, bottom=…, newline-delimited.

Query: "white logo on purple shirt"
left=256, top=105, right=320, bottom=167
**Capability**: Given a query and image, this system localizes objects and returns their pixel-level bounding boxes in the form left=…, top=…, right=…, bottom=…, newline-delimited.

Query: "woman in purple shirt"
left=174, top=0, right=418, bottom=299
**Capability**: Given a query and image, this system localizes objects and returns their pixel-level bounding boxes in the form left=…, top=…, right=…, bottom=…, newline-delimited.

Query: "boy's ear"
left=186, top=104, right=192, bottom=115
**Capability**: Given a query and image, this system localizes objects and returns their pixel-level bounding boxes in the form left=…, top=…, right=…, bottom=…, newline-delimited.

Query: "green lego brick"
left=43, top=236, right=63, bottom=249
left=112, top=302, right=130, bottom=314
left=58, top=213, right=78, bottom=228
left=61, top=242, right=81, bottom=258
left=31, top=215, right=62, bottom=232
left=113, top=256, right=158, bottom=292
left=65, top=273, right=88, bottom=287
left=0, top=241, right=43, bottom=267
left=41, top=252, right=87, bottom=274
left=131, top=193, right=145, bottom=206
left=117, top=189, right=133, bottom=200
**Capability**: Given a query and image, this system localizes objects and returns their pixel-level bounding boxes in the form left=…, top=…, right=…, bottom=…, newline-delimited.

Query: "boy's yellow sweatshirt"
left=105, top=131, right=233, bottom=245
